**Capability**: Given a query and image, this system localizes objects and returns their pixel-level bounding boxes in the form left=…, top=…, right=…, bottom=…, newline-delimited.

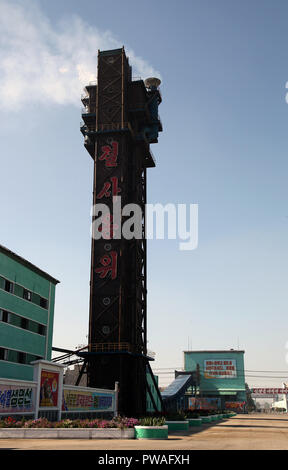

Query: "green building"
left=184, top=350, right=246, bottom=409
left=146, top=370, right=162, bottom=413
left=0, top=245, right=59, bottom=381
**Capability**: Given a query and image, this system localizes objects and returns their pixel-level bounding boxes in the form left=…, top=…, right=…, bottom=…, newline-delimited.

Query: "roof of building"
left=161, top=374, right=195, bottom=400
left=0, top=244, right=60, bottom=285
left=183, top=350, right=245, bottom=354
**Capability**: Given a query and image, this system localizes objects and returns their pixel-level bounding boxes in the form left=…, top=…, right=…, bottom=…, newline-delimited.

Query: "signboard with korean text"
left=0, top=360, right=117, bottom=419
left=251, top=388, right=288, bottom=396
left=225, top=401, right=246, bottom=412
left=188, top=397, right=221, bottom=410
left=204, top=359, right=237, bottom=379
left=39, top=369, right=59, bottom=407
left=0, top=384, right=36, bottom=414
left=62, top=389, right=114, bottom=412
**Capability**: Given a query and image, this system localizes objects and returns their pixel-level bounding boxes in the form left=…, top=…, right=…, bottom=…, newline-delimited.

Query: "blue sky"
left=1, top=0, right=288, bottom=387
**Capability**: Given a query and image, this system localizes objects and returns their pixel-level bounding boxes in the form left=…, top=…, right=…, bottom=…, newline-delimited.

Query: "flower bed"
left=134, top=416, right=168, bottom=440
left=0, top=416, right=138, bottom=439
left=0, top=416, right=138, bottom=429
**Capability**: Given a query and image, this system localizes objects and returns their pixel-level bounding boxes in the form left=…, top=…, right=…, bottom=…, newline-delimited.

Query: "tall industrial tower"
left=80, top=47, right=162, bottom=416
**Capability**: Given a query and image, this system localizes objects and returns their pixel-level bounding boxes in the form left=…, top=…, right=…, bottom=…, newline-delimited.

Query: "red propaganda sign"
left=204, top=359, right=237, bottom=379
left=225, top=401, right=246, bottom=411
left=251, top=388, right=288, bottom=395
left=39, top=370, right=59, bottom=407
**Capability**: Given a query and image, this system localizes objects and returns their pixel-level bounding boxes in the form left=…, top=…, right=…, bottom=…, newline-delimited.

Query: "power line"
left=154, top=373, right=288, bottom=379
left=153, top=368, right=288, bottom=373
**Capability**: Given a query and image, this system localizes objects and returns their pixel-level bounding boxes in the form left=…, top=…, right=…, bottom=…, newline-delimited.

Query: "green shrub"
left=164, top=411, right=186, bottom=421
left=139, top=416, right=166, bottom=426
left=188, top=413, right=200, bottom=419
left=182, top=409, right=200, bottom=419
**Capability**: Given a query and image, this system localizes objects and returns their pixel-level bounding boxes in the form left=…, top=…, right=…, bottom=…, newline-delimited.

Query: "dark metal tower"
left=80, top=47, right=162, bottom=416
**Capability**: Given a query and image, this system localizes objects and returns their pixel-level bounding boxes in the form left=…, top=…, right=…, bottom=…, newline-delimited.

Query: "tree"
left=245, top=383, right=256, bottom=412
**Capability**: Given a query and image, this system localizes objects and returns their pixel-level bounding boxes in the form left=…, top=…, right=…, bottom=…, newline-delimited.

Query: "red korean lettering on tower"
left=99, top=141, right=119, bottom=167
left=95, top=251, right=118, bottom=280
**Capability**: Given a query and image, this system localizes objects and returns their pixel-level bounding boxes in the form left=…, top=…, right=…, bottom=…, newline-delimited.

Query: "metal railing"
left=147, top=349, right=156, bottom=359
left=81, top=93, right=89, bottom=101
left=81, top=107, right=96, bottom=115
left=90, top=342, right=132, bottom=353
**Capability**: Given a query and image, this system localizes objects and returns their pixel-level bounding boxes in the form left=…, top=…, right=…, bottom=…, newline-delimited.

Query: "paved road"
left=1, top=414, right=288, bottom=450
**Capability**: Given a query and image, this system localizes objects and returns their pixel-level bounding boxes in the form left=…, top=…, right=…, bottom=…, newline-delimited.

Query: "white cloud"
left=0, top=0, right=161, bottom=110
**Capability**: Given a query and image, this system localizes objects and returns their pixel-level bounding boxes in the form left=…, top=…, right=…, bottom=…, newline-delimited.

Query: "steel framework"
left=80, top=48, right=162, bottom=416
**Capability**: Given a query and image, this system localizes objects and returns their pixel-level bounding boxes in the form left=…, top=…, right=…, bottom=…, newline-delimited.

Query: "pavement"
left=1, top=413, right=288, bottom=450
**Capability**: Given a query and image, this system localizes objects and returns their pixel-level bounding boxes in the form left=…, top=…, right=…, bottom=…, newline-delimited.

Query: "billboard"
left=0, top=385, right=35, bottom=414
left=204, top=359, right=237, bottom=379
left=188, top=397, right=221, bottom=410
left=225, top=401, right=246, bottom=412
left=251, top=388, right=288, bottom=395
left=39, top=369, right=60, bottom=407
left=62, top=390, right=114, bottom=412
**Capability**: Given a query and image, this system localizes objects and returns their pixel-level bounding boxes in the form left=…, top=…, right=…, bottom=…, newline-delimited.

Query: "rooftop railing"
left=90, top=342, right=132, bottom=353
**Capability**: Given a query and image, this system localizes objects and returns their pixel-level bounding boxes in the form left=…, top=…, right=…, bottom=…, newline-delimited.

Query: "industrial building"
left=0, top=244, right=59, bottom=381
left=79, top=47, right=163, bottom=416
left=184, top=350, right=247, bottom=410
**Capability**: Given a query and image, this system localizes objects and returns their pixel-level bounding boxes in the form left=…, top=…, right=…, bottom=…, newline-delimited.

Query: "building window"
left=40, top=297, right=48, bottom=309
left=0, top=347, right=42, bottom=364
left=0, top=309, right=46, bottom=336
left=18, top=352, right=26, bottom=364
left=23, top=289, right=32, bottom=301
left=0, top=276, right=49, bottom=310
left=7, top=312, right=22, bottom=328
left=6, top=349, right=19, bottom=363
left=38, top=324, right=46, bottom=336
left=14, top=284, right=24, bottom=297
left=21, top=317, right=28, bottom=330
left=4, top=279, right=14, bottom=294
left=0, top=309, right=8, bottom=322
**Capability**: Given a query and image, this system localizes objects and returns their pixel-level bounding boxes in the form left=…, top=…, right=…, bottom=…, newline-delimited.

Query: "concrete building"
left=0, top=245, right=59, bottom=381
left=184, top=349, right=246, bottom=410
